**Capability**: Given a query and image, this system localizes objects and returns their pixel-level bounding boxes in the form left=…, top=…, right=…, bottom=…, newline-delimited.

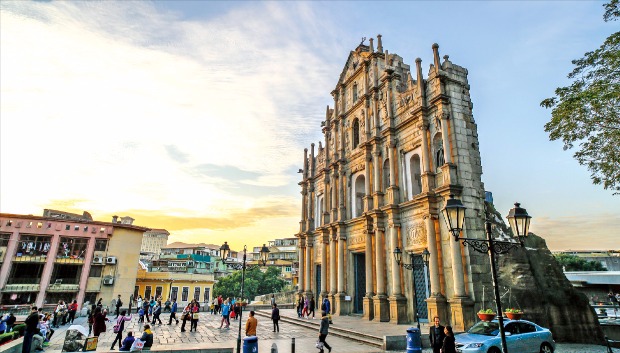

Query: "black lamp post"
left=442, top=195, right=531, bottom=353
left=219, top=242, right=270, bottom=353
left=393, top=247, right=430, bottom=330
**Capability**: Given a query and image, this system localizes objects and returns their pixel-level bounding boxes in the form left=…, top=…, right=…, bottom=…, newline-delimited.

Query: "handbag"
left=315, top=340, right=324, bottom=349
left=113, top=324, right=120, bottom=333
left=130, top=338, right=145, bottom=352
left=192, top=313, right=200, bottom=319
left=230, top=310, right=236, bottom=319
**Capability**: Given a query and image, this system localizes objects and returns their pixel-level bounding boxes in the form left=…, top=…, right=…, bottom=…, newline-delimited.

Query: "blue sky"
left=1, top=1, right=617, bottom=250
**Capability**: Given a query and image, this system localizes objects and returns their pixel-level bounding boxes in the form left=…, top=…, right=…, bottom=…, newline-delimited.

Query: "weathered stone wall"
left=488, top=204, right=604, bottom=344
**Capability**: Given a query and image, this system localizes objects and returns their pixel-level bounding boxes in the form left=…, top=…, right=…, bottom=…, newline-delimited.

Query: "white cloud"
left=0, top=1, right=340, bottom=216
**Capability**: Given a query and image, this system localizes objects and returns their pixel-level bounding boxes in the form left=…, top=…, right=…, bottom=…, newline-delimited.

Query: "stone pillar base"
left=388, top=295, right=408, bottom=324
left=426, top=295, right=448, bottom=325
left=447, top=296, right=475, bottom=332
left=386, top=186, right=400, bottom=205
left=373, top=295, right=390, bottom=322
left=440, top=163, right=458, bottom=186
left=334, top=293, right=350, bottom=316
left=363, top=296, right=374, bottom=320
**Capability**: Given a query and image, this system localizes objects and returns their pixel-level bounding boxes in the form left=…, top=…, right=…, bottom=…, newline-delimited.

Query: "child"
left=138, top=307, right=145, bottom=323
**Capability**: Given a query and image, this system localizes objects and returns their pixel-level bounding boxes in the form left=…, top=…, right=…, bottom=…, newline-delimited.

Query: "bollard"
left=270, top=343, right=278, bottom=353
left=291, top=337, right=295, bottom=353
left=605, top=336, right=613, bottom=353
left=406, top=327, right=422, bottom=353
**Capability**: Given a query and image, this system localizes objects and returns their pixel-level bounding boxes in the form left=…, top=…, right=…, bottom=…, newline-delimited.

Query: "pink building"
left=0, top=210, right=149, bottom=310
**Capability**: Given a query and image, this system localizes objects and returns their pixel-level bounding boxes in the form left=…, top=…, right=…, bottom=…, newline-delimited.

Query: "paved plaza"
left=39, top=309, right=618, bottom=353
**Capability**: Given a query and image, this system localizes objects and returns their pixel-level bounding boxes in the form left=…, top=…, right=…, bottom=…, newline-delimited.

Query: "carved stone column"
left=418, top=122, right=435, bottom=192
left=331, top=169, right=338, bottom=221
left=298, top=241, right=305, bottom=293
left=386, top=142, right=400, bottom=205
left=363, top=156, right=372, bottom=211
left=334, top=230, right=350, bottom=315
left=424, top=215, right=447, bottom=324
left=373, top=227, right=389, bottom=322
left=305, top=239, right=312, bottom=294
left=329, top=230, right=337, bottom=296
left=363, top=230, right=374, bottom=320
left=320, top=233, right=328, bottom=298
left=373, top=149, right=383, bottom=208
left=388, top=224, right=407, bottom=324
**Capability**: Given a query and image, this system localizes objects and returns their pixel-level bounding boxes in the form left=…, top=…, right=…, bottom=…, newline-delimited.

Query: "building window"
left=84, top=292, right=98, bottom=305
left=134, top=286, right=139, bottom=300
left=0, top=234, right=10, bottom=246
left=171, top=287, right=178, bottom=301
left=354, top=174, right=365, bottom=217
left=410, top=154, right=422, bottom=196
left=37, top=222, right=43, bottom=228
left=285, top=266, right=292, bottom=272
left=204, top=288, right=210, bottom=302
left=182, top=287, right=189, bottom=301
left=95, top=240, right=108, bottom=252
left=145, top=286, right=152, bottom=299
left=17, top=235, right=52, bottom=256
left=89, top=266, right=102, bottom=277
left=383, top=159, right=390, bottom=190
left=353, top=83, right=358, bottom=102
left=57, top=237, right=89, bottom=259
left=74, top=225, right=80, bottom=231
left=194, top=287, right=200, bottom=301
left=352, top=118, right=360, bottom=148
left=434, top=133, right=444, bottom=171
left=65, top=225, right=71, bottom=230
left=155, top=286, right=163, bottom=300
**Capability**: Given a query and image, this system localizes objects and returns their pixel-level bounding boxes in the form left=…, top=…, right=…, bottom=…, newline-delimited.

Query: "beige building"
left=140, top=229, right=170, bottom=260
left=296, top=36, right=491, bottom=331
left=0, top=211, right=148, bottom=310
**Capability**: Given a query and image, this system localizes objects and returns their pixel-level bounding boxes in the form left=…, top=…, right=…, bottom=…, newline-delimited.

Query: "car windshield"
left=467, top=321, right=500, bottom=336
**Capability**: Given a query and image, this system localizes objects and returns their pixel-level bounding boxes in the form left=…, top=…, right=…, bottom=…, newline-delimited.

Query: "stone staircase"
left=253, top=310, right=384, bottom=348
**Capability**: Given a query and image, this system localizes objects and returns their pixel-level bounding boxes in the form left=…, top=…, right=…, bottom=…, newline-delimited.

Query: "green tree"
left=540, top=0, right=620, bottom=194
left=554, top=254, right=608, bottom=271
left=213, top=267, right=286, bottom=301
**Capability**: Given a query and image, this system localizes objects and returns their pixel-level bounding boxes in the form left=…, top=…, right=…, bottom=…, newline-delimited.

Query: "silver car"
left=455, top=319, right=556, bottom=353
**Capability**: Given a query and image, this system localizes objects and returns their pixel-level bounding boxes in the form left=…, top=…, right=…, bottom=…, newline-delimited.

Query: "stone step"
left=254, top=310, right=384, bottom=348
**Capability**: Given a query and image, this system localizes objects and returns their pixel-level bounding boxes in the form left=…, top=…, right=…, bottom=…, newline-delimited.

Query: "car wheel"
left=540, top=343, right=554, bottom=353
left=487, top=347, right=501, bottom=353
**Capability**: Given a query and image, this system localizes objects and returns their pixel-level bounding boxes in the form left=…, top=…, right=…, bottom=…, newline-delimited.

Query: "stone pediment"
left=337, top=45, right=371, bottom=86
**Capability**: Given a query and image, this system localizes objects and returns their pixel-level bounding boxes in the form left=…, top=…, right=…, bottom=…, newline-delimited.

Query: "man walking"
left=429, top=316, right=446, bottom=353
left=22, top=306, right=39, bottom=353
left=318, top=311, right=332, bottom=353
left=115, top=294, right=123, bottom=318
left=271, top=303, right=280, bottom=332
left=168, top=298, right=179, bottom=325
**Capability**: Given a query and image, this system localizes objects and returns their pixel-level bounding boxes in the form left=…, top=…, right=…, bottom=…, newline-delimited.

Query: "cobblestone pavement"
left=42, top=311, right=619, bottom=353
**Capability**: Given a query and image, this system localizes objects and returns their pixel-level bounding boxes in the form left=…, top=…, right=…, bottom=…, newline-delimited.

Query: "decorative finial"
left=360, top=37, right=366, bottom=46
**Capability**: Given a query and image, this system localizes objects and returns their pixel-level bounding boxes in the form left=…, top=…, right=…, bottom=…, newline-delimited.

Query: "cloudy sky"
left=1, top=1, right=617, bottom=251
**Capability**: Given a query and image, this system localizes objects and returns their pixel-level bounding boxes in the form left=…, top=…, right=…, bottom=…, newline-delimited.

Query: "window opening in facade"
left=155, top=286, right=163, bottom=299
left=57, top=237, right=88, bottom=259
left=194, top=287, right=200, bottom=301
left=94, top=239, right=108, bottom=252
left=171, top=287, right=178, bottom=301
left=17, top=235, right=52, bottom=257
left=353, top=119, right=360, bottom=148
left=182, top=287, right=189, bottom=301
left=410, top=154, right=422, bottom=195
left=145, top=286, right=152, bottom=299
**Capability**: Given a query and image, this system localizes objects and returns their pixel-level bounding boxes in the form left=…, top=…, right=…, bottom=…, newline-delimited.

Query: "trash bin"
left=243, top=336, right=258, bottom=353
left=406, top=327, right=422, bottom=353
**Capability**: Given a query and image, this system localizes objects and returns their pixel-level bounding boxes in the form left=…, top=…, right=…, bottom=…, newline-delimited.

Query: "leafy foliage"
left=213, top=266, right=286, bottom=301
left=540, top=1, right=620, bottom=193
left=553, top=254, right=607, bottom=271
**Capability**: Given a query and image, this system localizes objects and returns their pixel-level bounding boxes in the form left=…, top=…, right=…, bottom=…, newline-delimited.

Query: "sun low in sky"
left=1, top=1, right=618, bottom=251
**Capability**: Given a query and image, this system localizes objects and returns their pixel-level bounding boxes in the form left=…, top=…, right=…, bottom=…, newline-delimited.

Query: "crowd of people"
left=10, top=292, right=339, bottom=353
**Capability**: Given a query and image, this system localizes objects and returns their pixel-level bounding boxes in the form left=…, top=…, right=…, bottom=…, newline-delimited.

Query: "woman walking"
left=318, top=311, right=332, bottom=353
left=441, top=326, right=457, bottom=353
left=190, top=302, right=199, bottom=332
left=136, top=296, right=143, bottom=314
left=180, top=303, right=192, bottom=332
left=218, top=299, right=230, bottom=329
left=110, top=310, right=132, bottom=350
left=92, top=307, right=108, bottom=337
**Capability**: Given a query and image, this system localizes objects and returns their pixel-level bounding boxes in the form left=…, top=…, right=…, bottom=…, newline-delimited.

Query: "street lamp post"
left=219, top=242, right=270, bottom=353
left=442, top=195, right=531, bottom=353
left=393, top=247, right=430, bottom=330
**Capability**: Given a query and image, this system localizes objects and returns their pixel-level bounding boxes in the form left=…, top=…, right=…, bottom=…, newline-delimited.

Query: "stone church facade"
left=296, top=35, right=492, bottom=331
